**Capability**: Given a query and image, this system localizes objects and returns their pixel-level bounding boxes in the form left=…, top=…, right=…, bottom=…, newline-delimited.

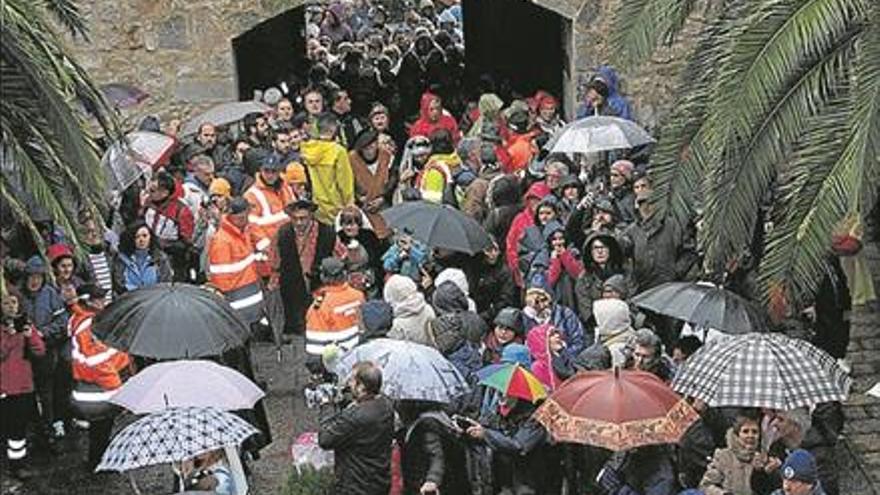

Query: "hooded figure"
left=429, top=313, right=482, bottom=383
left=577, top=65, right=634, bottom=121
left=383, top=275, right=435, bottom=346
left=482, top=174, right=521, bottom=256
left=575, top=230, right=626, bottom=326
left=320, top=2, right=354, bottom=44
left=466, top=93, right=504, bottom=138
left=359, top=300, right=394, bottom=341
left=593, top=299, right=635, bottom=366
left=409, top=92, right=462, bottom=144
left=434, top=268, right=476, bottom=312
left=526, top=323, right=563, bottom=391
left=431, top=281, right=487, bottom=345
left=506, top=182, right=552, bottom=288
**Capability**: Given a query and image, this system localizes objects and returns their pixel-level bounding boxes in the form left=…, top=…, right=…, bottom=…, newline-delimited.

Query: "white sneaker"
left=73, top=419, right=90, bottom=430
left=52, top=420, right=66, bottom=438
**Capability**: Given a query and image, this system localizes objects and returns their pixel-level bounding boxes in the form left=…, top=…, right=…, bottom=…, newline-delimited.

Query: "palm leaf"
left=610, top=0, right=700, bottom=69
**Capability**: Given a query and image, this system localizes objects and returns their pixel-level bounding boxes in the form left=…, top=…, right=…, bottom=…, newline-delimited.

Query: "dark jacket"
left=318, top=395, right=395, bottom=495
left=20, top=283, right=68, bottom=347
left=401, top=412, right=474, bottom=495
left=472, top=258, right=518, bottom=325
left=622, top=214, right=698, bottom=292
left=574, top=231, right=626, bottom=327
left=276, top=221, right=337, bottom=334
left=523, top=304, right=590, bottom=359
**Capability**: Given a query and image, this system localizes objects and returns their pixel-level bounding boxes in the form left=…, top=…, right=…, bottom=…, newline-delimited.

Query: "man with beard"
left=349, top=130, right=394, bottom=240
left=243, top=112, right=271, bottom=150
left=183, top=122, right=233, bottom=170
left=275, top=199, right=338, bottom=335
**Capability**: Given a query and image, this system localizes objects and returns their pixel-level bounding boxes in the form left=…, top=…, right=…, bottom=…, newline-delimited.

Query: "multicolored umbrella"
left=672, top=332, right=851, bottom=410
left=476, top=362, right=547, bottom=403
left=533, top=368, right=699, bottom=451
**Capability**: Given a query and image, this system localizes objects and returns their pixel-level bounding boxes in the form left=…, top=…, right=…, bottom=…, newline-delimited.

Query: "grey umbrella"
left=381, top=201, right=493, bottom=255
left=544, top=115, right=654, bottom=154
left=181, top=101, right=271, bottom=136
left=631, top=281, right=767, bottom=334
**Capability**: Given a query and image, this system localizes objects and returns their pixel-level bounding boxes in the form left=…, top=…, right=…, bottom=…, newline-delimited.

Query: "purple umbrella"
left=100, top=83, right=150, bottom=108
left=111, top=360, right=265, bottom=414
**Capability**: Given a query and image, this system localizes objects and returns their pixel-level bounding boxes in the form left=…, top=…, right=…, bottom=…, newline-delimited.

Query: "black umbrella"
left=93, top=284, right=250, bottom=359
left=630, top=282, right=767, bottom=334
left=381, top=201, right=492, bottom=255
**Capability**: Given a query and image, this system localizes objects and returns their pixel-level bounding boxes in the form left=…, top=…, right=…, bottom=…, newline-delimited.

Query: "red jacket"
left=1, top=321, right=46, bottom=396
left=143, top=181, right=194, bottom=248
left=505, top=182, right=552, bottom=287
left=409, top=92, right=462, bottom=144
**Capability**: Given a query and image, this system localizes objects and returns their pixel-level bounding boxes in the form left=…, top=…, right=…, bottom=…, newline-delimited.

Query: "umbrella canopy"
left=93, top=284, right=251, bottom=359
left=631, top=282, right=767, bottom=334
left=533, top=368, right=699, bottom=451
left=181, top=101, right=271, bottom=136
left=96, top=406, right=258, bottom=472
left=476, top=362, right=547, bottom=403
left=672, top=333, right=851, bottom=410
left=381, top=201, right=492, bottom=255
left=100, top=83, right=150, bottom=108
left=333, top=338, right=469, bottom=403
left=101, top=131, right=176, bottom=192
left=111, top=360, right=265, bottom=414
left=544, top=116, right=654, bottom=154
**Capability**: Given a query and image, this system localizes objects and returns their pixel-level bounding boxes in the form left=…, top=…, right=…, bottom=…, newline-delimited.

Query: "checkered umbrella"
left=672, top=333, right=851, bottom=410
left=96, top=406, right=258, bottom=472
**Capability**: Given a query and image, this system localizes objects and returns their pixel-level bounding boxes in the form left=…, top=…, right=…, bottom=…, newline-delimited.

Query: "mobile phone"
left=452, top=415, right=474, bottom=430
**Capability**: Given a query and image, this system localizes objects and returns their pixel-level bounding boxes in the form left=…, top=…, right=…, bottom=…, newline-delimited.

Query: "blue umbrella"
left=333, top=338, right=469, bottom=403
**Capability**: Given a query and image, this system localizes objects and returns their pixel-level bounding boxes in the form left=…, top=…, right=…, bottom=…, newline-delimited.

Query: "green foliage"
left=611, top=0, right=880, bottom=306
left=1, top=0, right=119, bottom=253
left=279, top=467, right=334, bottom=495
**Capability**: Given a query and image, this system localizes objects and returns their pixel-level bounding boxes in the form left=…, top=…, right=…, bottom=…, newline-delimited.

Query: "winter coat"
left=384, top=275, right=435, bottom=346
left=318, top=395, right=395, bottom=495
left=401, top=412, right=473, bottom=495
left=524, top=303, right=589, bottom=360
left=112, top=249, right=173, bottom=294
left=382, top=243, right=428, bottom=282
left=526, top=323, right=561, bottom=391
left=700, top=428, right=760, bottom=495
left=593, top=299, right=635, bottom=367
left=612, top=187, right=637, bottom=225
left=622, top=215, right=698, bottom=292
left=20, top=282, right=68, bottom=347
left=0, top=320, right=46, bottom=395
left=301, top=139, right=356, bottom=225
left=143, top=183, right=194, bottom=281
left=770, top=485, right=825, bottom=495
left=482, top=175, right=521, bottom=253
left=576, top=66, right=634, bottom=121
left=607, top=446, right=677, bottom=495
left=409, top=92, right=462, bottom=144
left=574, top=230, right=626, bottom=326
left=350, top=147, right=394, bottom=239
left=506, top=182, right=552, bottom=287
left=276, top=221, right=338, bottom=334
left=472, top=259, right=517, bottom=325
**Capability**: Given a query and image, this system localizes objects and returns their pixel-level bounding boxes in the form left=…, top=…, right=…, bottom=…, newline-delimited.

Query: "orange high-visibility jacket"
left=244, top=175, right=294, bottom=277
left=305, top=283, right=365, bottom=356
left=207, top=217, right=264, bottom=325
left=68, top=304, right=130, bottom=391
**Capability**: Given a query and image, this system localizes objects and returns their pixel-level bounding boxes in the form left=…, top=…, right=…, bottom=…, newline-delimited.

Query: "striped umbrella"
left=476, top=362, right=547, bottom=403
left=672, top=333, right=851, bottom=410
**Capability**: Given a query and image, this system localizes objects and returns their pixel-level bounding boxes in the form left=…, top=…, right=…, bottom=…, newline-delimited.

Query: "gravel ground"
left=1, top=338, right=315, bottom=495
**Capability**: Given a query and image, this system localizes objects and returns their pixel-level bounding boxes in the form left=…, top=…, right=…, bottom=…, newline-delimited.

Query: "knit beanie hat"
left=781, top=449, right=818, bottom=485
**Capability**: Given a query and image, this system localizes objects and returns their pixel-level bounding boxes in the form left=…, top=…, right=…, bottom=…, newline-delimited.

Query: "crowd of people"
left=0, top=1, right=856, bottom=494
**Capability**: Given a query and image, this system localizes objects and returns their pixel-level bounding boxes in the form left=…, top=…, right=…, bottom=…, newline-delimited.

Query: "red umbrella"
left=532, top=368, right=699, bottom=451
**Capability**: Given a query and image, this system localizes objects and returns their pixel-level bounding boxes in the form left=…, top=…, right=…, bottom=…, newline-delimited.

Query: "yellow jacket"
left=301, top=139, right=355, bottom=225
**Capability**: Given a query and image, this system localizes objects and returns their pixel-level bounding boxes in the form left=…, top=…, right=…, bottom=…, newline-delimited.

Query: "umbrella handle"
left=127, top=472, right=143, bottom=495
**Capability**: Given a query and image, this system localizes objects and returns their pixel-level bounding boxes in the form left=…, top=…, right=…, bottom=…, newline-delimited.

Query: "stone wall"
left=67, top=0, right=704, bottom=130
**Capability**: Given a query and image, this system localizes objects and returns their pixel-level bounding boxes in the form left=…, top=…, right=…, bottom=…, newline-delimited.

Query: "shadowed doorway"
left=232, top=7, right=308, bottom=100
left=462, top=0, right=573, bottom=115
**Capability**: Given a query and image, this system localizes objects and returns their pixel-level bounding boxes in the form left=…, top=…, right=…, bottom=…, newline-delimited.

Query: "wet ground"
left=1, top=336, right=875, bottom=494
left=1, top=338, right=315, bottom=495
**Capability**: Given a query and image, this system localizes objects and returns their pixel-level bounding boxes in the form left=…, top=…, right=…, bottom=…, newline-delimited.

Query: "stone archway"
left=232, top=6, right=308, bottom=100
left=462, top=0, right=576, bottom=117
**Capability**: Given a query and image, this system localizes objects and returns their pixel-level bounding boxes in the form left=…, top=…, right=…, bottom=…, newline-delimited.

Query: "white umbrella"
left=544, top=115, right=654, bottom=154
left=101, top=131, right=175, bottom=191
left=111, top=360, right=265, bottom=414
left=181, top=101, right=271, bottom=136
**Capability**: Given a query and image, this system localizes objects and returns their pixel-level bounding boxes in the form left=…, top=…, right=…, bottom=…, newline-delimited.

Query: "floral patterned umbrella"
left=533, top=368, right=699, bottom=451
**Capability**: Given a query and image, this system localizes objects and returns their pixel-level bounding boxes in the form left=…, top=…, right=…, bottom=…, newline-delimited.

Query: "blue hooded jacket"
left=577, top=65, right=634, bottom=121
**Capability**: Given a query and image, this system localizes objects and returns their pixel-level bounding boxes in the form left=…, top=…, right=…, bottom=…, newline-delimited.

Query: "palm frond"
left=610, top=0, right=700, bottom=69
left=42, top=0, right=89, bottom=39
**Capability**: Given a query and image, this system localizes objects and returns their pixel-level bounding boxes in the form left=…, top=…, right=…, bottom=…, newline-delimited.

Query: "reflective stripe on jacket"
left=68, top=305, right=130, bottom=391
left=305, top=284, right=365, bottom=355
left=208, top=217, right=265, bottom=324
left=244, top=175, right=294, bottom=276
